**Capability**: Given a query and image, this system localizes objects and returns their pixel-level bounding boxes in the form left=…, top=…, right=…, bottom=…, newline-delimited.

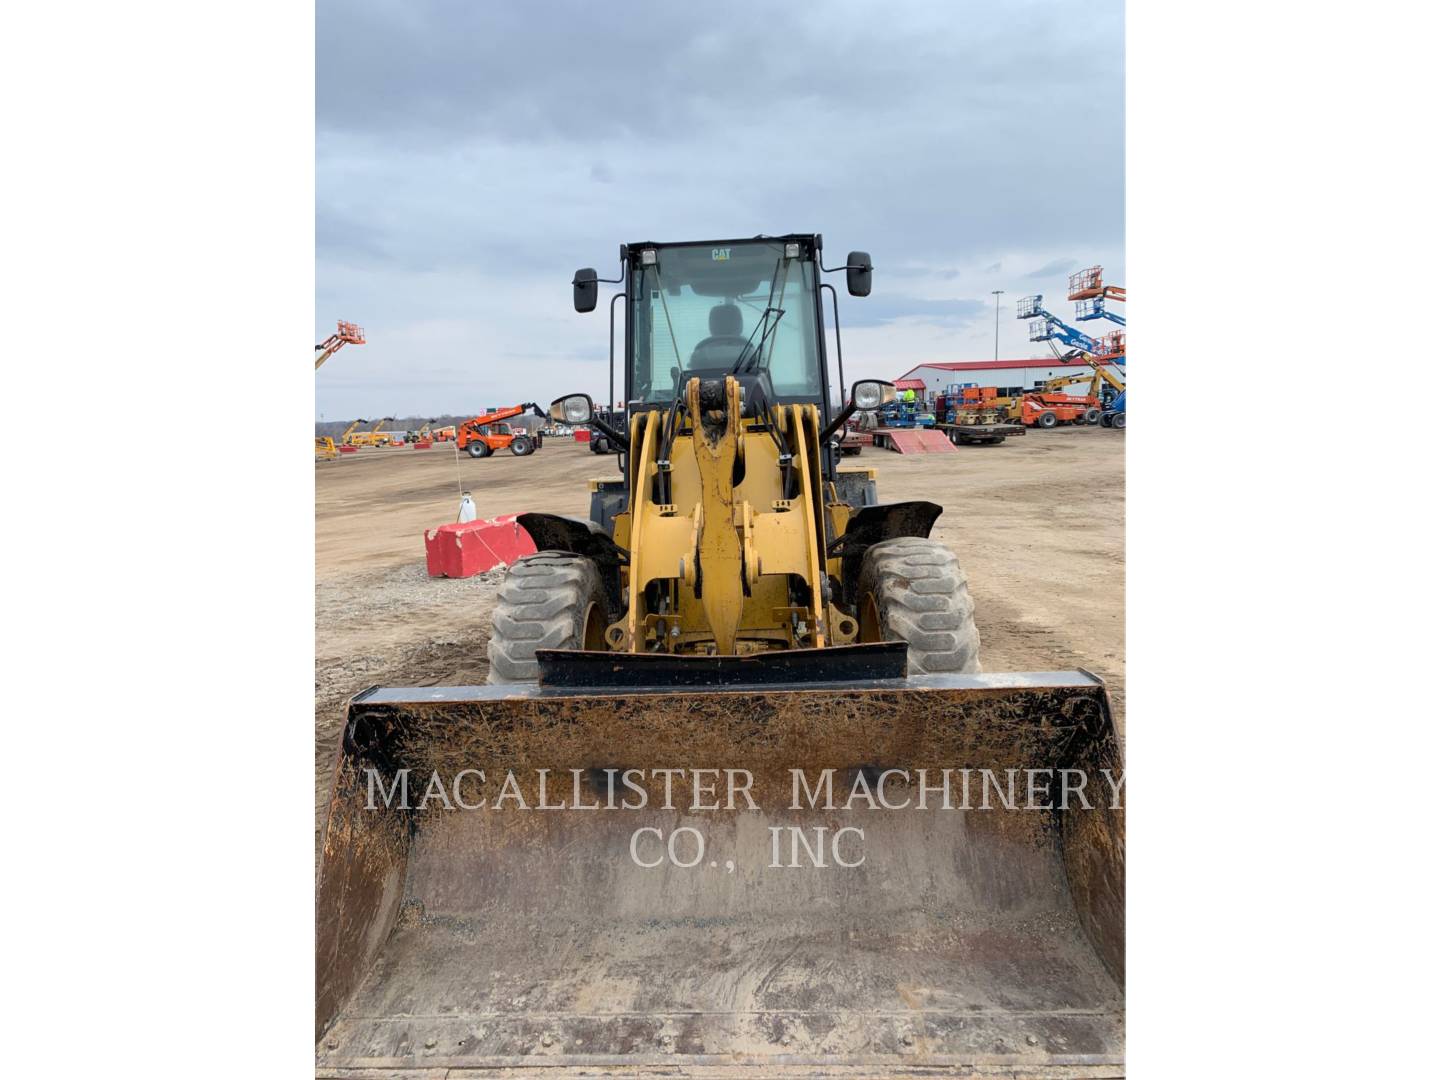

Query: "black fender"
left=827, top=500, right=943, bottom=609
left=516, top=512, right=628, bottom=618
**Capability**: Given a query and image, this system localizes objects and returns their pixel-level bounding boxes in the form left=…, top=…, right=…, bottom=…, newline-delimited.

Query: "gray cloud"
left=1025, top=257, right=1080, bottom=278
left=846, top=296, right=988, bottom=328
left=317, top=0, right=1123, bottom=417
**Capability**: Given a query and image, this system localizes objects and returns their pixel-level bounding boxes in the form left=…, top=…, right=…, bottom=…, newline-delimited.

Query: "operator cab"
left=622, top=237, right=828, bottom=417
left=567, top=233, right=874, bottom=463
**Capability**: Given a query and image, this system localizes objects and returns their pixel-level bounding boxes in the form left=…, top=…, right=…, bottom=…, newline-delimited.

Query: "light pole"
left=991, top=290, right=1004, bottom=361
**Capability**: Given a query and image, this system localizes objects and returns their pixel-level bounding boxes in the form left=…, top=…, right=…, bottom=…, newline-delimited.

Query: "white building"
left=895, top=358, right=1123, bottom=399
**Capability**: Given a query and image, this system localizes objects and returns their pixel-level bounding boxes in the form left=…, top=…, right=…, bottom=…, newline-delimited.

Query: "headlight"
left=851, top=380, right=896, bottom=411
left=549, top=393, right=594, bottom=424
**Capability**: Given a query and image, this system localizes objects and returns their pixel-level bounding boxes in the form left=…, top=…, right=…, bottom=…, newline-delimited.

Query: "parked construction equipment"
left=1020, top=271, right=1128, bottom=428
left=941, top=384, right=1092, bottom=430
left=314, top=418, right=365, bottom=458
left=402, top=420, right=441, bottom=444
left=316, top=234, right=1124, bottom=1074
left=314, top=328, right=364, bottom=459
left=1067, top=267, right=1127, bottom=427
left=455, top=403, right=548, bottom=458
left=932, top=386, right=1024, bottom=444
left=1014, top=391, right=1099, bottom=428
left=344, top=417, right=396, bottom=447
left=1036, top=358, right=1126, bottom=424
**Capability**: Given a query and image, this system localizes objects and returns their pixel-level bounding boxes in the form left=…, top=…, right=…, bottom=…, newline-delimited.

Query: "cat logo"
left=712, top=248, right=731, bottom=261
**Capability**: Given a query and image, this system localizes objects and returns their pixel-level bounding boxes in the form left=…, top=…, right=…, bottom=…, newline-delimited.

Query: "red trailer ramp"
left=872, top=428, right=958, bottom=454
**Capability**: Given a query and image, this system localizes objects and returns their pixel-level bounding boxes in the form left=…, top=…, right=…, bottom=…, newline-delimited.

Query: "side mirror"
left=846, top=251, right=873, bottom=297
left=550, top=393, right=595, bottom=425
left=851, top=379, right=895, bottom=411
left=572, top=268, right=598, bottom=313
left=819, top=378, right=895, bottom=444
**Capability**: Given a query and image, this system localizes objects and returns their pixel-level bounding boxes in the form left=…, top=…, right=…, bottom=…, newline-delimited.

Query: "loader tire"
left=487, top=552, right=608, bottom=684
left=1037, top=411, right=1058, bottom=429
left=857, top=537, right=981, bottom=674
left=510, top=435, right=534, bottom=456
left=1110, top=412, right=1126, bottom=429
left=467, top=441, right=491, bottom=459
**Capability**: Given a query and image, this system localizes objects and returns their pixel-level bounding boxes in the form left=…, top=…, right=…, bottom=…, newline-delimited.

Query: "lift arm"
left=1073, top=297, right=1126, bottom=326
left=458, top=402, right=546, bottom=436
left=1038, top=354, right=1125, bottom=402
left=315, top=320, right=365, bottom=369
left=1017, top=295, right=1103, bottom=354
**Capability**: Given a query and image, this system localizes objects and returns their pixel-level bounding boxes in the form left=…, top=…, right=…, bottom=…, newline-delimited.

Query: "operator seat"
left=688, top=303, right=750, bottom=370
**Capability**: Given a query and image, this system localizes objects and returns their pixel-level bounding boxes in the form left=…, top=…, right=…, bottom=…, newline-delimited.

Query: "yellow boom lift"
left=345, top=416, right=395, bottom=447
left=314, top=322, right=365, bottom=456
left=315, top=418, right=365, bottom=459
left=1037, top=354, right=1127, bottom=421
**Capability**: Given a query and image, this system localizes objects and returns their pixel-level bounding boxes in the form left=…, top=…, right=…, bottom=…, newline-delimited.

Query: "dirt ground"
left=315, top=430, right=1124, bottom=842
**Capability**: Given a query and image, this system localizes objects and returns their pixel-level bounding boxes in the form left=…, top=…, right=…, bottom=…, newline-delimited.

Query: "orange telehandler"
left=455, top=403, right=548, bottom=458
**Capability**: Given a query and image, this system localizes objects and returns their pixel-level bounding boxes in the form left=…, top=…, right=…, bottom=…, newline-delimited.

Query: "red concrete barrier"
left=338, top=445, right=359, bottom=454
left=573, top=429, right=592, bottom=443
left=413, top=440, right=433, bottom=449
left=425, top=514, right=537, bottom=578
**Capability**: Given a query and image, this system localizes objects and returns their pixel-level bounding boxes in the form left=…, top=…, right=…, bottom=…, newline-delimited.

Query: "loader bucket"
left=317, top=671, right=1124, bottom=1076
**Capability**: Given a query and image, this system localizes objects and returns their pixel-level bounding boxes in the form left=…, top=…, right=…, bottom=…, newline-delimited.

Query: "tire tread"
left=487, top=552, right=605, bottom=683
left=857, top=537, right=981, bottom=674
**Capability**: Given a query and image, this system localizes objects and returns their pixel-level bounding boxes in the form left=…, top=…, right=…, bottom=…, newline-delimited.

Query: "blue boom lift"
left=1017, top=265, right=1127, bottom=428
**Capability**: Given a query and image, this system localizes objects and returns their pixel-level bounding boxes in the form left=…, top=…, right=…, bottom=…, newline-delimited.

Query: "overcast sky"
left=316, top=0, right=1123, bottom=420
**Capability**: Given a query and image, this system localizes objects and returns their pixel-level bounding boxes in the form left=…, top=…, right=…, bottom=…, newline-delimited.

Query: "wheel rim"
left=581, top=602, right=608, bottom=650
left=858, top=593, right=882, bottom=643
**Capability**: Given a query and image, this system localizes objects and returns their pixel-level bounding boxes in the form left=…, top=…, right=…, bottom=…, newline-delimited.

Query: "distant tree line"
left=314, top=412, right=545, bottom=438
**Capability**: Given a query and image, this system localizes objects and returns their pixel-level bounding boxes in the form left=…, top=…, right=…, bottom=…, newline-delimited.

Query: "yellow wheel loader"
left=317, top=235, right=1124, bottom=1076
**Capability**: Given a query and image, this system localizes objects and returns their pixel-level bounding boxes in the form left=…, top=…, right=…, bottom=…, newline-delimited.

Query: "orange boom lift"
left=314, top=320, right=365, bottom=369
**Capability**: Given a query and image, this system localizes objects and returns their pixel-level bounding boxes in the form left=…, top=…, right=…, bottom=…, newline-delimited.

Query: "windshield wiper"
left=732, top=306, right=786, bottom=373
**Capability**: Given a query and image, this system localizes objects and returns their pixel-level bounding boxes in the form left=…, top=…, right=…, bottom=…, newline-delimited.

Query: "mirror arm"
left=819, top=399, right=857, bottom=445
left=819, top=259, right=876, bottom=273
left=590, top=415, right=629, bottom=451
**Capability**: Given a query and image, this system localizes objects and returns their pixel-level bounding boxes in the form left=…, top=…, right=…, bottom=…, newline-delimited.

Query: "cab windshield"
left=628, top=241, right=822, bottom=404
